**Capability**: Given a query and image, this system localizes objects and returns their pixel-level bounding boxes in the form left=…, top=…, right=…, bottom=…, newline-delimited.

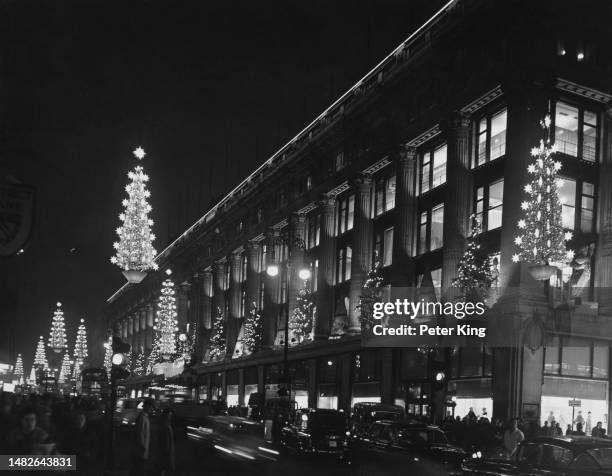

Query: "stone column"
left=121, top=319, right=127, bottom=341
left=595, top=107, right=612, bottom=314
left=441, top=112, right=472, bottom=297
left=315, top=195, right=336, bottom=339
left=202, top=269, right=214, bottom=329
left=245, top=241, right=260, bottom=311
left=139, top=310, right=146, bottom=352
left=287, top=213, right=306, bottom=322
left=177, top=282, right=190, bottom=331
left=348, top=173, right=373, bottom=333
left=127, top=316, right=134, bottom=349
left=263, top=228, right=279, bottom=347
left=212, top=261, right=227, bottom=331
left=145, top=305, right=154, bottom=351
left=391, top=145, right=418, bottom=288
left=228, top=251, right=243, bottom=356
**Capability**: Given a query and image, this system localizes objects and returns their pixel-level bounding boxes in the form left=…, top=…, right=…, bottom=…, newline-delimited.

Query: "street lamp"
left=264, top=232, right=311, bottom=398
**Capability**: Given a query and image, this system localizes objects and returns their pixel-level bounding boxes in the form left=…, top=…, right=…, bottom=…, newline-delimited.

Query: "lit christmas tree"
left=103, top=335, right=113, bottom=377
left=72, top=318, right=88, bottom=378
left=513, top=115, right=574, bottom=267
left=358, top=258, right=385, bottom=331
left=13, top=354, right=24, bottom=380
left=242, top=302, right=263, bottom=354
left=154, top=269, right=178, bottom=359
left=209, top=307, right=226, bottom=361
left=289, top=285, right=314, bottom=344
left=452, top=215, right=494, bottom=302
left=48, top=302, right=68, bottom=353
left=110, top=147, right=159, bottom=279
left=133, top=349, right=145, bottom=376
left=58, top=352, right=72, bottom=383
left=147, top=342, right=160, bottom=374
left=34, top=336, right=48, bottom=369
left=28, top=367, right=36, bottom=385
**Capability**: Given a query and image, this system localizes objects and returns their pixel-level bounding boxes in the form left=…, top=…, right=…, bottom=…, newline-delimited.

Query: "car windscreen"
left=397, top=429, right=448, bottom=445
left=309, top=412, right=346, bottom=429
left=587, top=448, right=612, bottom=468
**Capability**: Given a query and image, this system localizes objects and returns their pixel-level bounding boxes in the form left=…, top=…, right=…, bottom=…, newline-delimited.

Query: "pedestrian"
left=592, top=421, right=606, bottom=438
left=502, top=418, right=524, bottom=459
left=574, top=422, right=586, bottom=436
left=5, top=406, right=51, bottom=454
left=566, top=424, right=573, bottom=436
left=132, top=399, right=154, bottom=476
left=555, top=422, right=563, bottom=436
left=586, top=412, right=592, bottom=435
left=158, top=409, right=176, bottom=476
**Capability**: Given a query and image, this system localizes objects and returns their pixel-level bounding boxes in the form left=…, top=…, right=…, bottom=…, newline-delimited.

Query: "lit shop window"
left=336, top=245, right=352, bottom=283
left=475, top=179, right=504, bottom=231
left=420, top=144, right=447, bottom=194
left=418, top=204, right=444, bottom=254
left=554, top=101, right=598, bottom=162
left=373, top=175, right=396, bottom=217
left=241, top=255, right=247, bottom=283
left=373, top=227, right=394, bottom=267
left=306, top=214, right=321, bottom=249
left=557, top=177, right=595, bottom=232
left=337, top=194, right=355, bottom=235
left=476, top=108, right=507, bottom=166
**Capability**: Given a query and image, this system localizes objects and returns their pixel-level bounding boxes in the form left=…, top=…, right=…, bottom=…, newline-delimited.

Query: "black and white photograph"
left=1, top=1, right=612, bottom=475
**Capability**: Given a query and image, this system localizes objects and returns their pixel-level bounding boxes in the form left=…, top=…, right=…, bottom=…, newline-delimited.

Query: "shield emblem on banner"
left=0, top=182, right=36, bottom=256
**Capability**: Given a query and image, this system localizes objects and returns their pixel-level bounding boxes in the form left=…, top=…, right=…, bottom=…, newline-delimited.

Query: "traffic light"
left=430, top=359, right=448, bottom=392
left=110, top=336, right=131, bottom=382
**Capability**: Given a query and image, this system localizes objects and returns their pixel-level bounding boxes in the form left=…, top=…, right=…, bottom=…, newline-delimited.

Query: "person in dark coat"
left=5, top=407, right=50, bottom=454
left=158, top=409, right=176, bottom=476
left=592, top=421, right=606, bottom=438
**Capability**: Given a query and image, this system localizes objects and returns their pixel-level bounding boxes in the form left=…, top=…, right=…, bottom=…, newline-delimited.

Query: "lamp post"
left=265, top=233, right=311, bottom=398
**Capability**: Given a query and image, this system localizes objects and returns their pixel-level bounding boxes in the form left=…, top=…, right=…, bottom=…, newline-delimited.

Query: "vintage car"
left=459, top=436, right=612, bottom=475
left=352, top=420, right=468, bottom=471
left=351, top=402, right=405, bottom=435
left=186, top=415, right=279, bottom=464
left=280, top=408, right=351, bottom=460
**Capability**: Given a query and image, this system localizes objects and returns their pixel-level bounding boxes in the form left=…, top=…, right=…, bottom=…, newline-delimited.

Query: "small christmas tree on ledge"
left=242, top=302, right=263, bottom=354
left=147, top=342, right=160, bottom=374
left=358, top=258, right=385, bottom=331
left=452, top=215, right=493, bottom=303
left=512, top=115, right=573, bottom=279
left=209, top=307, right=226, bottom=361
left=110, top=147, right=158, bottom=283
left=133, top=349, right=145, bottom=376
left=289, top=284, right=314, bottom=344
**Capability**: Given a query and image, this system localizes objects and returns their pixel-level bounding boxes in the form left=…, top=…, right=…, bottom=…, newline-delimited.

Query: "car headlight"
left=471, top=451, right=482, bottom=459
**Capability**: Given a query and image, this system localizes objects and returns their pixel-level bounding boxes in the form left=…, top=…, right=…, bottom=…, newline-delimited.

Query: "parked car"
left=352, top=420, right=468, bottom=471
left=350, top=403, right=405, bottom=437
left=459, top=436, right=612, bottom=475
left=280, top=408, right=350, bottom=461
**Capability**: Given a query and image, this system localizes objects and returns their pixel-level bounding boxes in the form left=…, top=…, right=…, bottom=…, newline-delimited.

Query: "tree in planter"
left=242, top=302, right=263, bottom=354
left=358, top=259, right=385, bottom=331
left=451, top=215, right=494, bottom=302
left=209, top=307, right=226, bottom=361
left=289, top=284, right=314, bottom=344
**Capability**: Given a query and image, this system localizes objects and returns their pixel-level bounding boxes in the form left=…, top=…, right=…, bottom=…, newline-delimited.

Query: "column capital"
left=443, top=110, right=471, bottom=132
left=350, top=172, right=373, bottom=192
left=397, top=144, right=417, bottom=164
left=317, top=193, right=336, bottom=210
left=605, top=102, right=612, bottom=119
left=245, top=240, right=260, bottom=254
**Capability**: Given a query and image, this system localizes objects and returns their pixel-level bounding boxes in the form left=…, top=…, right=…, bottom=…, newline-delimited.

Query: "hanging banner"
left=0, top=182, right=36, bottom=256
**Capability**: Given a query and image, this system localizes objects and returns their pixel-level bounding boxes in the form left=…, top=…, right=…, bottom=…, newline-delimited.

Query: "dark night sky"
left=0, top=0, right=446, bottom=369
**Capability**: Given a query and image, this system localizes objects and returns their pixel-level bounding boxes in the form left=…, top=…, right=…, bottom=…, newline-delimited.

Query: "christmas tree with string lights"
left=72, top=318, right=88, bottom=378
left=110, top=146, right=159, bottom=277
left=34, top=336, right=48, bottom=369
left=209, top=307, right=226, bottom=361
left=452, top=215, right=494, bottom=302
left=13, top=354, right=24, bottom=380
left=512, top=115, right=574, bottom=267
left=58, top=352, right=72, bottom=383
left=242, top=302, right=263, bottom=354
left=48, top=302, right=68, bottom=353
left=154, top=269, right=178, bottom=359
left=133, top=349, right=145, bottom=376
left=147, top=342, right=160, bottom=374
left=289, top=284, right=314, bottom=344
left=358, top=258, right=385, bottom=331
left=103, top=335, right=112, bottom=377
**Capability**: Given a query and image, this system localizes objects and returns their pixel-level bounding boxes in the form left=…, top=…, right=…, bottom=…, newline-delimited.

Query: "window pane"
left=347, top=195, right=355, bottom=231
left=383, top=227, right=393, bottom=267
left=421, top=162, right=430, bottom=194
left=593, top=346, right=609, bottom=379
left=386, top=175, right=396, bottom=211
left=487, top=179, right=504, bottom=230
left=581, top=196, right=594, bottom=233
left=346, top=246, right=352, bottom=281
left=431, top=268, right=442, bottom=301
left=432, top=145, right=447, bottom=188
left=545, top=336, right=560, bottom=374
left=583, top=110, right=598, bottom=162
left=558, top=178, right=576, bottom=229
left=555, top=102, right=579, bottom=157
left=490, top=109, right=507, bottom=160
left=419, top=212, right=428, bottom=254
left=375, top=186, right=384, bottom=217
left=477, top=118, right=487, bottom=166
left=430, top=204, right=444, bottom=250
left=561, top=338, right=591, bottom=377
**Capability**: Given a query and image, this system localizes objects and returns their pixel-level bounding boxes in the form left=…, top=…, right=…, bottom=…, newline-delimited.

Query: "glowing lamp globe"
left=298, top=268, right=312, bottom=281
left=122, top=269, right=148, bottom=284
left=266, top=264, right=279, bottom=277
